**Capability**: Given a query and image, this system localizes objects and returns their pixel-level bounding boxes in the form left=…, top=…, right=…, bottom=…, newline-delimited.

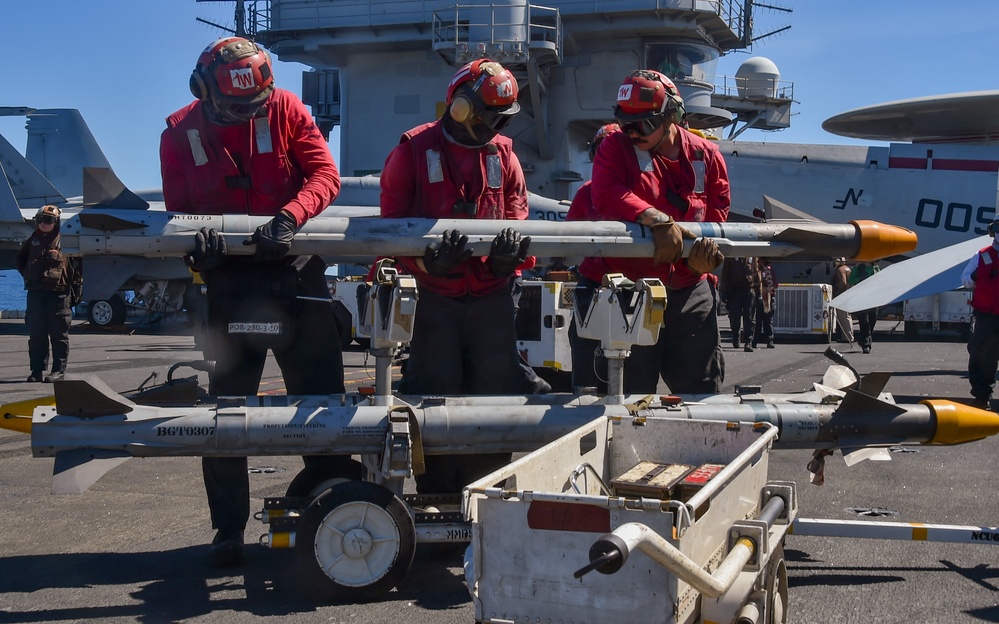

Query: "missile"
left=28, top=374, right=999, bottom=494
left=52, top=211, right=915, bottom=261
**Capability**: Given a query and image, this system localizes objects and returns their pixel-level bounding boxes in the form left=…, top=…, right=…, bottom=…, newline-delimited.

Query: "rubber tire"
left=297, top=480, right=416, bottom=602
left=87, top=294, right=127, bottom=327
left=286, top=456, right=366, bottom=500
left=766, top=545, right=789, bottom=624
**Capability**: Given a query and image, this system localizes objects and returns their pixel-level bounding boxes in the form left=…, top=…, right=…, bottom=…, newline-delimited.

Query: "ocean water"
left=0, top=270, right=27, bottom=311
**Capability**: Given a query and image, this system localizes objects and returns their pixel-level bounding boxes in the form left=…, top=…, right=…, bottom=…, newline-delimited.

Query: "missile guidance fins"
left=54, top=376, right=136, bottom=418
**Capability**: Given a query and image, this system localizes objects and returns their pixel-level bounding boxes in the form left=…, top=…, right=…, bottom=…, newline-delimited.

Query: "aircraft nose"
left=849, top=220, right=918, bottom=261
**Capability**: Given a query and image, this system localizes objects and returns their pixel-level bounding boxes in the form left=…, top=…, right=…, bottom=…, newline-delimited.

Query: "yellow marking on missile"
left=922, top=399, right=999, bottom=445
left=850, top=220, right=918, bottom=261
left=912, top=523, right=928, bottom=541
left=0, top=396, right=54, bottom=434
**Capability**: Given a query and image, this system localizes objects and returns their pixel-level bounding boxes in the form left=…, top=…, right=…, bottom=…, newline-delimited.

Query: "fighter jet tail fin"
left=25, top=108, right=112, bottom=199
left=0, top=131, right=66, bottom=212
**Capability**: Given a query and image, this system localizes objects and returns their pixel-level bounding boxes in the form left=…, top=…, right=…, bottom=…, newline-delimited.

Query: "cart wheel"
left=766, top=545, right=789, bottom=624
left=297, top=480, right=416, bottom=602
left=286, top=456, right=366, bottom=499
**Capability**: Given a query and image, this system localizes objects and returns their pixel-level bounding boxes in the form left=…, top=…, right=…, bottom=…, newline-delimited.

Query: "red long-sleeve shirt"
left=379, top=120, right=532, bottom=296
left=159, top=88, right=339, bottom=225
left=579, top=128, right=730, bottom=289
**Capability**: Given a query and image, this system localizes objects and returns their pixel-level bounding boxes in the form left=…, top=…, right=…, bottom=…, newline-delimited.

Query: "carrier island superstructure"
left=240, top=0, right=793, bottom=202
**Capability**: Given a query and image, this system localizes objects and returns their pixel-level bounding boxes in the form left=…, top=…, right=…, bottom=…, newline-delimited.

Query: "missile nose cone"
left=850, top=220, right=918, bottom=261
left=922, top=399, right=999, bottom=445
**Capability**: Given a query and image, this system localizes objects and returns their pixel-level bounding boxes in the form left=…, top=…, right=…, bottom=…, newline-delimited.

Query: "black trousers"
left=25, top=289, right=71, bottom=375
left=201, top=256, right=344, bottom=534
left=968, top=310, right=999, bottom=402
left=726, top=288, right=756, bottom=345
left=400, top=287, right=524, bottom=494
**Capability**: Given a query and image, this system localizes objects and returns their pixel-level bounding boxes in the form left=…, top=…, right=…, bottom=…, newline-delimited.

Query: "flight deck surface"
left=0, top=318, right=996, bottom=624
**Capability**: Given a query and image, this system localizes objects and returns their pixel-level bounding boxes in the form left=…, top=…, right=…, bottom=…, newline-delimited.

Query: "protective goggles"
left=477, top=106, right=517, bottom=132
left=617, top=114, right=665, bottom=137
left=36, top=216, right=57, bottom=224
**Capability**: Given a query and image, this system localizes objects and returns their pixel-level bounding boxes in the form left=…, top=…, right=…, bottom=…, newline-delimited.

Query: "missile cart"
left=464, top=414, right=795, bottom=624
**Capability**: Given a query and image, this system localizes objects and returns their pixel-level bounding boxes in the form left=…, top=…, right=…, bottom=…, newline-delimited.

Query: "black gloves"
left=243, top=211, right=297, bottom=262
left=184, top=227, right=227, bottom=272
left=423, top=229, right=472, bottom=276
left=488, top=227, right=531, bottom=278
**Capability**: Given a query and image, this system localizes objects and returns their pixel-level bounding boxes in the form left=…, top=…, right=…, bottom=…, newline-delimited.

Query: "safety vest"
left=393, top=122, right=524, bottom=297
left=162, top=90, right=304, bottom=215
left=971, top=246, right=999, bottom=315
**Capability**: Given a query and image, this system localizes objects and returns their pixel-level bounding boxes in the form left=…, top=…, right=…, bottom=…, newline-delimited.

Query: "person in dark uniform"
left=16, top=205, right=80, bottom=383
left=160, top=37, right=344, bottom=566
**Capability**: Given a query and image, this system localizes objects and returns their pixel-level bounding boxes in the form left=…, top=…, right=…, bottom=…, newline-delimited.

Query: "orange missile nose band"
left=922, top=399, right=999, bottom=445
left=850, top=220, right=918, bottom=261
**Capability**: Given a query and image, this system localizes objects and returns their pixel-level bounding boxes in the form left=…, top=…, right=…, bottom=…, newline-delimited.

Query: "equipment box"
left=463, top=416, right=793, bottom=624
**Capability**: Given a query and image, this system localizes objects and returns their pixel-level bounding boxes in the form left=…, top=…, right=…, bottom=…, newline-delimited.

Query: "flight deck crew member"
left=16, top=205, right=81, bottom=383
left=831, top=258, right=854, bottom=343
left=570, top=70, right=728, bottom=394
left=380, top=59, right=532, bottom=493
left=961, top=218, right=999, bottom=410
left=159, top=37, right=344, bottom=567
left=566, top=123, right=620, bottom=221
left=719, top=256, right=760, bottom=351
left=848, top=261, right=879, bottom=353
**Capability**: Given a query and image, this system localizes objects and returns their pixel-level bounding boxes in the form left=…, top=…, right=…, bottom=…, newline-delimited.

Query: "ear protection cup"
left=989, top=219, right=999, bottom=237
left=665, top=92, right=686, bottom=125
left=449, top=91, right=474, bottom=124
left=189, top=68, right=209, bottom=100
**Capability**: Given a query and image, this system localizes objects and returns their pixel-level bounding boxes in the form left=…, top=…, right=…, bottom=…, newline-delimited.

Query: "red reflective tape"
left=888, top=157, right=927, bottom=169
left=526, top=500, right=611, bottom=533
left=932, top=158, right=999, bottom=172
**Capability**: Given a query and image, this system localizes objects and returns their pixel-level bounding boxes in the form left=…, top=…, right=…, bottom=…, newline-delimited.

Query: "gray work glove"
left=242, top=211, right=297, bottom=262
left=687, top=237, right=724, bottom=274
left=488, top=227, right=531, bottom=278
left=423, top=229, right=472, bottom=276
left=184, top=227, right=227, bottom=272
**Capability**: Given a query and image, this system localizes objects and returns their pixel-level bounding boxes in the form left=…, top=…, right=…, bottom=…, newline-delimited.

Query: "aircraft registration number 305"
left=914, top=197, right=994, bottom=235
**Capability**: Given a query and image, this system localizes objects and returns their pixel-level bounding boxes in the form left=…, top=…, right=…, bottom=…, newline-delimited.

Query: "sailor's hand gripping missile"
left=184, top=227, right=227, bottom=271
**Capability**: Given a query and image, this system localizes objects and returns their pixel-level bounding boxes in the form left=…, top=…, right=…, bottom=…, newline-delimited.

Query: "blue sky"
left=1, top=1, right=996, bottom=191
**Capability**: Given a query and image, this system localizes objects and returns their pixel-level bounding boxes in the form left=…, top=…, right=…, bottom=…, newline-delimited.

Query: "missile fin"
left=52, top=449, right=131, bottom=494
left=857, top=372, right=893, bottom=397
left=77, top=212, right=149, bottom=232
left=836, top=388, right=907, bottom=418
left=840, top=445, right=893, bottom=466
left=82, top=167, right=149, bottom=209
left=54, top=375, right=136, bottom=418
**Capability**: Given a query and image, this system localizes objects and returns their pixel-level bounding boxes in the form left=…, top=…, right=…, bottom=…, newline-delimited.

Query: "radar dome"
left=736, top=57, right=780, bottom=99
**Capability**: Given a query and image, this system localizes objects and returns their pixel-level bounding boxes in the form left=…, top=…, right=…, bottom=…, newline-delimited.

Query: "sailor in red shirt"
left=380, top=59, right=532, bottom=493
left=567, top=123, right=620, bottom=222
left=962, top=217, right=999, bottom=409
left=159, top=37, right=344, bottom=567
left=571, top=70, right=728, bottom=395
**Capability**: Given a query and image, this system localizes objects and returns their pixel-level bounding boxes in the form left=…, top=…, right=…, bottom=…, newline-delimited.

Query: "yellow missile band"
left=850, top=220, right=918, bottom=261
left=0, top=396, right=54, bottom=434
left=922, top=399, right=999, bottom=445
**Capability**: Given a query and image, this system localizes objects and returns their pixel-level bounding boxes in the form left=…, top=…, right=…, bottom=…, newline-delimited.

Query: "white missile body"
left=56, top=212, right=915, bottom=260
left=31, top=375, right=999, bottom=494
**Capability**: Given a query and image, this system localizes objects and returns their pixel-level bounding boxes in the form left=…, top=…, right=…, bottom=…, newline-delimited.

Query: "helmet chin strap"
left=647, top=117, right=672, bottom=154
